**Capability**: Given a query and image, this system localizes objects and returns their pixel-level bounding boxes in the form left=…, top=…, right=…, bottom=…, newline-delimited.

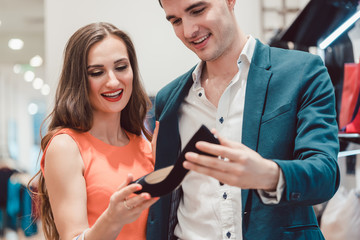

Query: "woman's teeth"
left=102, top=89, right=123, bottom=97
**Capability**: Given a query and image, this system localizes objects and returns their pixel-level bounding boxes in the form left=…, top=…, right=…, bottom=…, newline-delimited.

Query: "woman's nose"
left=106, top=70, right=119, bottom=87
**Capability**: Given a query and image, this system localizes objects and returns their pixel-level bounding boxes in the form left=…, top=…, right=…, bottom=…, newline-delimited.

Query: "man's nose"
left=183, top=19, right=199, bottom=39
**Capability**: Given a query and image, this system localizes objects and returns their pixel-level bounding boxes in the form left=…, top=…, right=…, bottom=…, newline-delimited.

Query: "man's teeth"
left=194, top=35, right=209, bottom=44
left=103, top=90, right=123, bottom=97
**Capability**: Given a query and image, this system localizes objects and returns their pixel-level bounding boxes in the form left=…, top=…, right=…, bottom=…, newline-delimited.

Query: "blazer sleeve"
left=272, top=55, right=340, bottom=206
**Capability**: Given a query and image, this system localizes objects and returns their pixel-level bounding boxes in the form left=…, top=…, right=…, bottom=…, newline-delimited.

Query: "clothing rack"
left=0, top=167, right=38, bottom=238
left=338, top=134, right=360, bottom=193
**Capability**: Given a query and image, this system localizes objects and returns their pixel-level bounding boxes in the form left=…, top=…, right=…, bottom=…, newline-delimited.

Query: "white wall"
left=0, top=65, right=43, bottom=174
left=45, top=0, right=262, bottom=99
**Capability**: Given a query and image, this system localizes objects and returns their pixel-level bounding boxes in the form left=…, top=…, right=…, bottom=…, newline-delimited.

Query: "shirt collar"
left=239, top=35, right=256, bottom=65
left=192, top=35, right=256, bottom=88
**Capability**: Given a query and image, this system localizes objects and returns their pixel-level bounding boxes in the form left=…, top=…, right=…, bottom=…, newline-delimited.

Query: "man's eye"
left=192, top=7, right=205, bottom=15
left=172, top=19, right=182, bottom=25
left=89, top=71, right=103, bottom=77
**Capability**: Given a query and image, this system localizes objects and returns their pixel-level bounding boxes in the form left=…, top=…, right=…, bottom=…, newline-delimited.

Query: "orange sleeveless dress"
left=40, top=128, right=154, bottom=240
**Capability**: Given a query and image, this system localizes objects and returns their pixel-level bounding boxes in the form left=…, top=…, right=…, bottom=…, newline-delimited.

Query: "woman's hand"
left=105, top=173, right=159, bottom=227
left=83, top=174, right=159, bottom=239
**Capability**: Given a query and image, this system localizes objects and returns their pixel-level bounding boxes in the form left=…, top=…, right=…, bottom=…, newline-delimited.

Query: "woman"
left=33, top=22, right=158, bottom=240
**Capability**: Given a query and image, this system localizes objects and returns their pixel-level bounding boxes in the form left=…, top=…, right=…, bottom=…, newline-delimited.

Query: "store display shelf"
left=339, top=149, right=360, bottom=158
left=338, top=133, right=360, bottom=157
left=338, top=133, right=360, bottom=145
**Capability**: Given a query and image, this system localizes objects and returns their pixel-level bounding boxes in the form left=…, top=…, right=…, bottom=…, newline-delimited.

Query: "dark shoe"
left=131, top=125, right=220, bottom=197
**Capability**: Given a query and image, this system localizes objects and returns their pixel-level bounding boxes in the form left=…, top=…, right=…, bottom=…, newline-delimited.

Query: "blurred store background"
left=1, top=0, right=359, bottom=239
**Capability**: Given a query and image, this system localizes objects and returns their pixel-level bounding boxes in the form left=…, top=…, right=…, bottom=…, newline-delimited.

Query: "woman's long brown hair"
left=29, top=22, right=152, bottom=240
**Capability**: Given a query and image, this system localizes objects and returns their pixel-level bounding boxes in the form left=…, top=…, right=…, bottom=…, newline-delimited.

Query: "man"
left=147, top=0, right=340, bottom=239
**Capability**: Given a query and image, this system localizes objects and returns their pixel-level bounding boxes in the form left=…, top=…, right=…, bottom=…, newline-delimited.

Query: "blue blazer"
left=146, top=40, right=340, bottom=240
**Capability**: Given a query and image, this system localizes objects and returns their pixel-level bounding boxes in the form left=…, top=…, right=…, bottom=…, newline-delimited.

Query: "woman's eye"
left=88, top=71, right=103, bottom=77
left=116, top=65, right=128, bottom=71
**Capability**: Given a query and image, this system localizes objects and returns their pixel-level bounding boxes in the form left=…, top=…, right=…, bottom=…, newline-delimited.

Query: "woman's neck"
left=90, top=112, right=129, bottom=146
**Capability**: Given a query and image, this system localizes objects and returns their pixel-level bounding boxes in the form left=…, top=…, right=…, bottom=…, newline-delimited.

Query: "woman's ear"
left=226, top=0, right=236, bottom=10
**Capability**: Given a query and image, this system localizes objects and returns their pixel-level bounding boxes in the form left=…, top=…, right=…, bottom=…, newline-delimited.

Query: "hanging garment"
left=6, top=178, right=21, bottom=231
left=324, top=33, right=355, bottom=126
left=20, top=186, right=37, bottom=237
left=341, top=59, right=360, bottom=133
left=6, top=176, right=38, bottom=236
left=320, top=186, right=360, bottom=240
left=0, top=168, right=17, bottom=209
left=339, top=61, right=360, bottom=129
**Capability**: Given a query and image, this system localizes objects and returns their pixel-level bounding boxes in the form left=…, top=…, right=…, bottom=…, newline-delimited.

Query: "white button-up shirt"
left=174, top=36, right=284, bottom=240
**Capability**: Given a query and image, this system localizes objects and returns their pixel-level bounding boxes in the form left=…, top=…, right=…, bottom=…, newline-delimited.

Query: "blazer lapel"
left=156, top=68, right=194, bottom=168
left=241, top=40, right=273, bottom=211
left=159, top=76, right=193, bottom=123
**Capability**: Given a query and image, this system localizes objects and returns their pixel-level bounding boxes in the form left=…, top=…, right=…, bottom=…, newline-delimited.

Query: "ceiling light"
left=32, top=77, right=44, bottom=89
left=8, top=38, right=24, bottom=50
left=30, top=55, right=43, bottom=67
left=28, top=103, right=39, bottom=115
left=41, top=84, right=50, bottom=96
left=13, top=64, right=22, bottom=74
left=319, top=10, right=360, bottom=49
left=24, top=70, right=35, bottom=82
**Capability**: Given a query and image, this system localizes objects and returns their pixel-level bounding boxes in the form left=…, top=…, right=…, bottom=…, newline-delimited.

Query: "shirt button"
left=150, top=211, right=155, bottom=223
left=291, top=192, right=301, bottom=200
left=198, top=92, right=202, bottom=97
left=219, top=117, right=224, bottom=124
left=226, top=232, right=231, bottom=238
left=223, top=192, right=227, bottom=199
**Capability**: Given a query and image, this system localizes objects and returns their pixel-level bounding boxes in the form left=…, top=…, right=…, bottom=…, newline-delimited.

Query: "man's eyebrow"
left=185, top=2, right=206, bottom=12
left=166, top=2, right=207, bottom=21
left=166, top=15, right=176, bottom=21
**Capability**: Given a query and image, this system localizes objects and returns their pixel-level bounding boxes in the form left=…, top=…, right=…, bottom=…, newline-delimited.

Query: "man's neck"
left=198, top=31, right=248, bottom=107
left=202, top=34, right=248, bottom=83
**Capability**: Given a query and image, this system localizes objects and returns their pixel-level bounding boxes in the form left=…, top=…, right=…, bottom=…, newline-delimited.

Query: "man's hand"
left=183, top=129, right=280, bottom=191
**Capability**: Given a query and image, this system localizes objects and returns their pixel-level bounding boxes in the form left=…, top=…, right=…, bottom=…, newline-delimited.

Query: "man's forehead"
left=162, top=0, right=209, bottom=12
left=163, top=0, right=209, bottom=21
left=161, top=0, right=209, bottom=8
